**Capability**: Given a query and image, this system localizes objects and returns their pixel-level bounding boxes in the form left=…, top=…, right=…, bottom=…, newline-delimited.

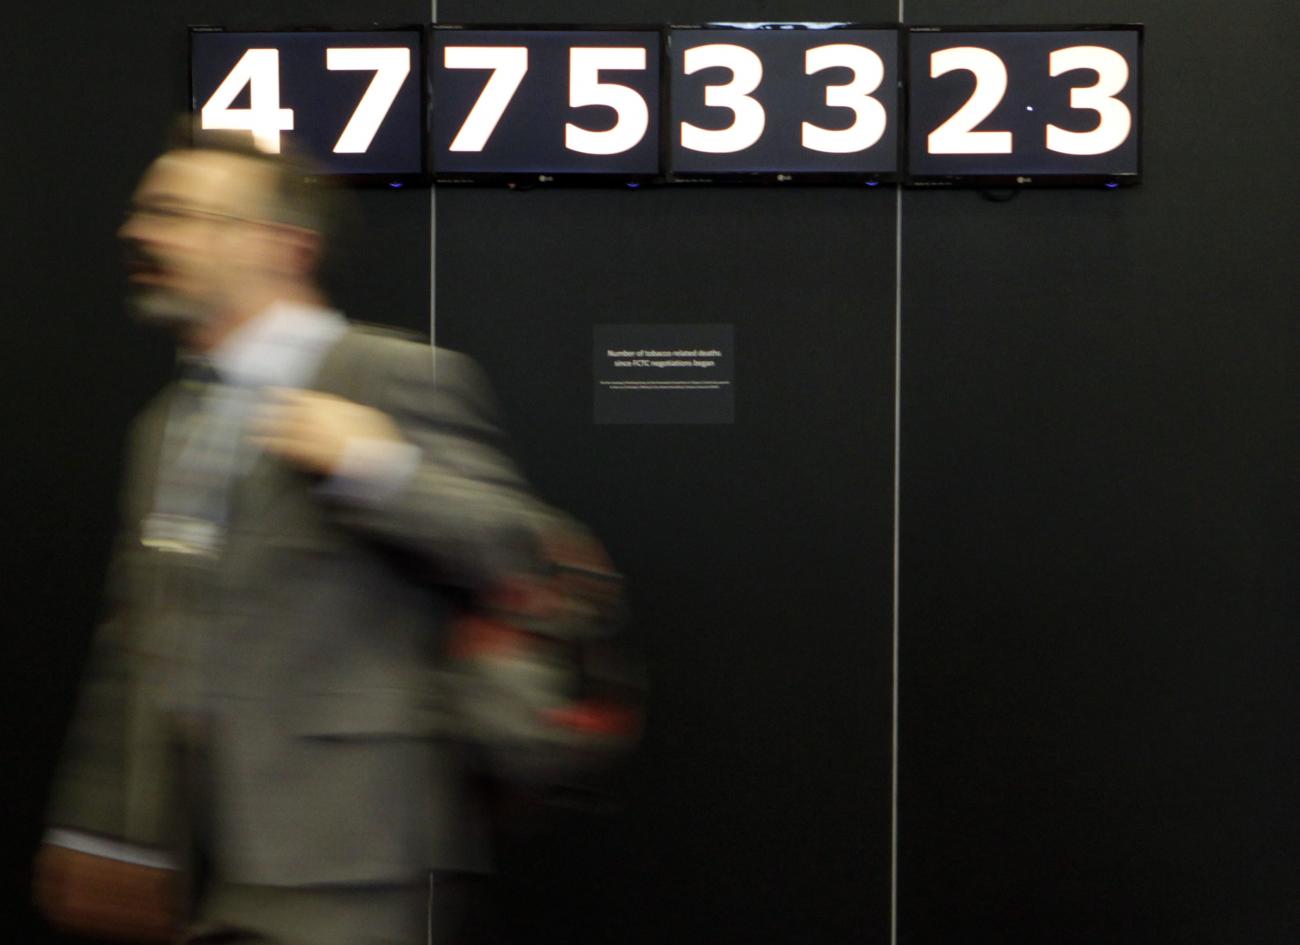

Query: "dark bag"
left=445, top=510, right=643, bottom=800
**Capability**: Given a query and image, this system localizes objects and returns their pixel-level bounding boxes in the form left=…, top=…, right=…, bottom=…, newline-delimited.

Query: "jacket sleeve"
left=45, top=395, right=179, bottom=849
left=318, top=337, right=547, bottom=591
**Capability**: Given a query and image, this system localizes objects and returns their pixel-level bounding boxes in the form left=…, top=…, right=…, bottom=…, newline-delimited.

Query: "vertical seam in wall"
left=427, top=13, right=438, bottom=943
left=890, top=5, right=905, bottom=945
left=429, top=0, right=439, bottom=359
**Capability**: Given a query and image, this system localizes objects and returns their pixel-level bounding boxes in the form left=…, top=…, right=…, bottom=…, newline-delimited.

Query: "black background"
left=5, top=2, right=1297, bottom=945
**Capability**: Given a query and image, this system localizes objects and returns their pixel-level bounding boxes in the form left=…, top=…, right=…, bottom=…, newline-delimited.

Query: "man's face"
left=118, top=149, right=278, bottom=331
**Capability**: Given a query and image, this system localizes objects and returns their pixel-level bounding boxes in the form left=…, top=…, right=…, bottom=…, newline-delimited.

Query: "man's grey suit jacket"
left=48, top=326, right=552, bottom=886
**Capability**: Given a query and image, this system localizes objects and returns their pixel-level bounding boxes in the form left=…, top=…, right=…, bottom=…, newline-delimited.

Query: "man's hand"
left=251, top=389, right=406, bottom=476
left=32, top=843, right=176, bottom=943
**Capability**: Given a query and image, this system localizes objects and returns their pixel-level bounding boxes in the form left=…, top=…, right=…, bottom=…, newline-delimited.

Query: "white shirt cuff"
left=320, top=437, right=422, bottom=506
left=43, top=828, right=177, bottom=870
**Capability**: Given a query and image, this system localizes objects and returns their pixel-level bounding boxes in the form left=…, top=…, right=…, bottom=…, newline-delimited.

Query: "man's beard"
left=125, top=284, right=214, bottom=332
left=123, top=246, right=214, bottom=333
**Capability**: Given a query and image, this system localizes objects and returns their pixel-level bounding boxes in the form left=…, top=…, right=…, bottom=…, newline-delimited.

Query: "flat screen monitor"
left=905, top=26, right=1142, bottom=187
left=189, top=28, right=426, bottom=185
left=431, top=27, right=662, bottom=183
left=668, top=23, right=901, bottom=183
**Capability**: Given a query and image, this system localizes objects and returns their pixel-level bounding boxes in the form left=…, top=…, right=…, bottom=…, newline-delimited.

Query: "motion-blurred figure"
left=34, top=125, right=628, bottom=944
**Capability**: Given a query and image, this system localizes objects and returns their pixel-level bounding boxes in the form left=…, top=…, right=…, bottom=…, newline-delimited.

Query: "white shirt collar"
left=207, top=301, right=348, bottom=390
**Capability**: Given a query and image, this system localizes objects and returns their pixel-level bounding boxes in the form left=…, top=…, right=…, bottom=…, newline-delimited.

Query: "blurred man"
left=35, top=129, right=574, bottom=944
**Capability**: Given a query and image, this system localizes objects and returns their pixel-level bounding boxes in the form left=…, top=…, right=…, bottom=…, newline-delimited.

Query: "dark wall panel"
left=435, top=183, right=897, bottom=944
left=898, top=2, right=1300, bottom=943
left=436, top=5, right=899, bottom=944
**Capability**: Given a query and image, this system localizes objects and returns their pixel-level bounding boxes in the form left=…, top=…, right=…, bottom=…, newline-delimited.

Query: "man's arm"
left=254, top=339, right=546, bottom=589
left=38, top=535, right=179, bottom=941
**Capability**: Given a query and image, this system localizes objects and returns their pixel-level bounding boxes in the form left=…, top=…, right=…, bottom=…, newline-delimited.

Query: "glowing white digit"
left=802, top=44, right=887, bottom=154
left=680, top=44, right=765, bottom=154
left=444, top=46, right=528, bottom=152
left=927, top=47, right=1012, bottom=155
left=200, top=48, right=295, bottom=153
left=1046, top=46, right=1133, bottom=156
left=565, top=47, right=650, bottom=155
left=326, top=48, right=411, bottom=153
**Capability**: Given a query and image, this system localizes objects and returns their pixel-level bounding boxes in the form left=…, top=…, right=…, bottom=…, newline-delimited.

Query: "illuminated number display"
left=669, top=27, right=900, bottom=180
left=906, top=27, right=1141, bottom=185
left=189, top=29, right=424, bottom=180
left=431, top=29, right=661, bottom=179
left=188, top=25, right=1144, bottom=187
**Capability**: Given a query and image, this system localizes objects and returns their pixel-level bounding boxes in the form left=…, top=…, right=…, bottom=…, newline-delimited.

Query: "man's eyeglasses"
left=124, top=204, right=259, bottom=227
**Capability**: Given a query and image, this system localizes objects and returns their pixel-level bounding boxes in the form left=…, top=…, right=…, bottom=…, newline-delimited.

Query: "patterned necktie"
left=143, top=357, right=253, bottom=557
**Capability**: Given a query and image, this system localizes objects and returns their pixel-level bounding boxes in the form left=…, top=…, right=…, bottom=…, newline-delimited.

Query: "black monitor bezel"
left=429, top=23, right=666, bottom=188
left=902, top=23, right=1144, bottom=190
left=187, top=24, right=431, bottom=188
left=664, top=22, right=904, bottom=187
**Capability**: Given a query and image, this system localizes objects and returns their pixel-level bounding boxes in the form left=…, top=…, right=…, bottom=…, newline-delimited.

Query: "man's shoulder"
left=337, top=320, right=428, bottom=358
left=319, top=323, right=490, bottom=402
left=340, top=323, right=480, bottom=375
